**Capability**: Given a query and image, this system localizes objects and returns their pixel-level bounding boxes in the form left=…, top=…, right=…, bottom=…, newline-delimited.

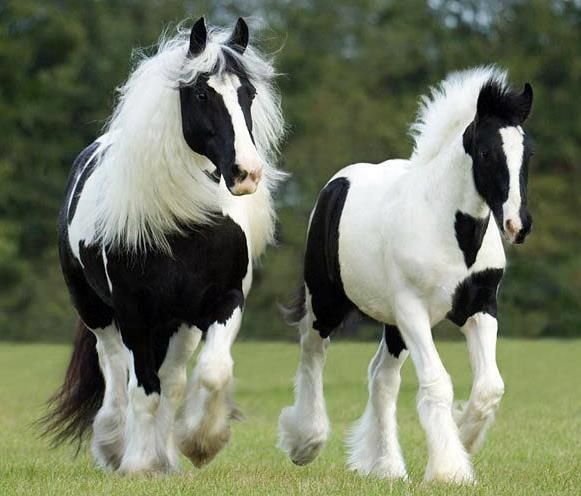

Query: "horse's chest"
left=426, top=266, right=471, bottom=323
left=80, top=216, right=250, bottom=319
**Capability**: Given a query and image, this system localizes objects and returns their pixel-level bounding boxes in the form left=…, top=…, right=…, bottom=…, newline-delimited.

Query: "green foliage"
left=0, top=0, right=579, bottom=341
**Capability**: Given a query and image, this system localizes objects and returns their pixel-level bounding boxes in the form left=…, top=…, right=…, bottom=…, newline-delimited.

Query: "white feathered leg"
left=346, top=337, right=409, bottom=479
left=118, top=344, right=181, bottom=475
left=175, top=308, right=242, bottom=467
left=454, top=312, right=504, bottom=454
left=157, top=325, right=202, bottom=470
left=278, top=302, right=330, bottom=466
left=396, top=297, right=473, bottom=484
left=91, top=324, right=130, bottom=470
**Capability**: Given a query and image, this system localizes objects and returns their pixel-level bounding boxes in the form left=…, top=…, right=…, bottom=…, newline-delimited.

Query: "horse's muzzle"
left=230, top=164, right=262, bottom=195
left=504, top=210, right=532, bottom=244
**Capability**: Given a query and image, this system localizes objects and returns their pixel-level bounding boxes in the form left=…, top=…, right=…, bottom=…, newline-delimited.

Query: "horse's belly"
left=337, top=202, right=397, bottom=323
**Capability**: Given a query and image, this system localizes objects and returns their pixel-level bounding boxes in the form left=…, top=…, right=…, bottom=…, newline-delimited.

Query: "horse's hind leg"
left=346, top=325, right=408, bottom=479
left=454, top=313, right=504, bottom=454
left=278, top=291, right=330, bottom=466
left=59, top=258, right=128, bottom=470
left=175, top=291, right=244, bottom=468
left=91, top=324, right=130, bottom=470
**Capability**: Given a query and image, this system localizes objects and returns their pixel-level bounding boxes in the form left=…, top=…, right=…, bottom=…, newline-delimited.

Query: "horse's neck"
left=416, top=135, right=489, bottom=221
left=224, top=180, right=275, bottom=260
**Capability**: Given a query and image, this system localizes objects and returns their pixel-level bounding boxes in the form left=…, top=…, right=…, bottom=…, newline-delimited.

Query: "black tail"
left=39, top=320, right=104, bottom=449
left=279, top=284, right=306, bottom=326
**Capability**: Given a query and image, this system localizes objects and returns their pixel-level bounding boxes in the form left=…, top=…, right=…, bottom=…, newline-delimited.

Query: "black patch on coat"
left=58, top=151, right=113, bottom=331
left=447, top=268, right=504, bottom=327
left=237, top=82, right=256, bottom=142
left=454, top=211, right=490, bottom=268
left=59, top=211, right=249, bottom=395
left=384, top=324, right=406, bottom=358
left=58, top=242, right=114, bottom=331
left=304, top=177, right=355, bottom=338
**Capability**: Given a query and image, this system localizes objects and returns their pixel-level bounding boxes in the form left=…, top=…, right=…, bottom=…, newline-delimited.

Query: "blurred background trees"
left=0, top=0, right=579, bottom=341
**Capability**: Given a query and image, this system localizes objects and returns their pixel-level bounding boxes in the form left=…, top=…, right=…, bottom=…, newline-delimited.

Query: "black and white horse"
left=278, top=67, right=534, bottom=483
left=43, top=18, right=284, bottom=474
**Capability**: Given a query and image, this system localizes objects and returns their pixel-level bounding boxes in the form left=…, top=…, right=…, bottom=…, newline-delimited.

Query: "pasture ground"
left=0, top=340, right=579, bottom=495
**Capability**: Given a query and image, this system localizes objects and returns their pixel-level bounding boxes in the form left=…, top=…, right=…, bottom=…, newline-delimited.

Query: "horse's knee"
left=472, top=376, right=505, bottom=418
left=418, top=373, right=454, bottom=410
left=128, top=386, right=160, bottom=417
left=159, top=368, right=187, bottom=404
left=197, top=354, right=233, bottom=391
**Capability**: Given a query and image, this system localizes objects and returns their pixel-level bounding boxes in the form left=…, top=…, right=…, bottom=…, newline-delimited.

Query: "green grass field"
left=0, top=340, right=579, bottom=495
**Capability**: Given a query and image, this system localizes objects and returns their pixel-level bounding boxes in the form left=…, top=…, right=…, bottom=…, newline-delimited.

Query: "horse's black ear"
left=227, top=17, right=249, bottom=54
left=517, top=83, right=533, bottom=123
left=188, top=17, right=207, bottom=57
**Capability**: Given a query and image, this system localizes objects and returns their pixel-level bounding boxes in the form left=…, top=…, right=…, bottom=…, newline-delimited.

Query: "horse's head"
left=180, top=17, right=262, bottom=196
left=463, top=80, right=534, bottom=244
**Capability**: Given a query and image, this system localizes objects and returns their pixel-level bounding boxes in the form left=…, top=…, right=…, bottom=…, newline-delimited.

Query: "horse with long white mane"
left=279, top=66, right=534, bottom=483
left=42, top=17, right=285, bottom=474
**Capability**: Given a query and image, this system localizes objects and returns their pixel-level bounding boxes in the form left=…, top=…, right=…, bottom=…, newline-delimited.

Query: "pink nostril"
left=250, top=167, right=263, bottom=182
left=505, top=219, right=517, bottom=235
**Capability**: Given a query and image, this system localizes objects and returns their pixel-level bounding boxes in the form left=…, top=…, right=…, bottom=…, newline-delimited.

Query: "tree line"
left=0, top=0, right=579, bottom=341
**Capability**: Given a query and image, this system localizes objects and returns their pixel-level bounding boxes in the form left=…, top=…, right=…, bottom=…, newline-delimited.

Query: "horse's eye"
left=479, top=150, right=490, bottom=161
left=196, top=92, right=207, bottom=101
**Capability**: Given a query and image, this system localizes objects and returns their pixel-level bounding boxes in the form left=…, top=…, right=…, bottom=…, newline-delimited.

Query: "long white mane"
left=89, top=23, right=285, bottom=253
left=409, top=66, right=508, bottom=165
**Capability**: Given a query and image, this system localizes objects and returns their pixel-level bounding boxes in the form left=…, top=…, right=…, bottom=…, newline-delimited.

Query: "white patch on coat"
left=499, top=126, right=525, bottom=232
left=207, top=73, right=263, bottom=180
left=101, top=246, right=113, bottom=293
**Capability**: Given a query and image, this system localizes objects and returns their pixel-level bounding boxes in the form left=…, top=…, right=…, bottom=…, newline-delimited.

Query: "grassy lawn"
left=0, top=339, right=579, bottom=495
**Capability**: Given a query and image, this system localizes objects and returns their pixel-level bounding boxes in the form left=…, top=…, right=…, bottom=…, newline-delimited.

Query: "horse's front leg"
left=454, top=313, right=504, bottom=454
left=175, top=291, right=244, bottom=467
left=157, top=325, right=202, bottom=469
left=117, top=324, right=172, bottom=474
left=396, top=296, right=473, bottom=483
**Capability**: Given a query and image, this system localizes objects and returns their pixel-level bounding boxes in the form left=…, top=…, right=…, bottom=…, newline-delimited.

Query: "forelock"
left=477, top=80, right=529, bottom=124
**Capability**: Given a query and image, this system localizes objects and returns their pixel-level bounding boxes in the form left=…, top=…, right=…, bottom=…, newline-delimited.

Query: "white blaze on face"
left=207, top=73, right=262, bottom=195
left=499, top=126, right=525, bottom=240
